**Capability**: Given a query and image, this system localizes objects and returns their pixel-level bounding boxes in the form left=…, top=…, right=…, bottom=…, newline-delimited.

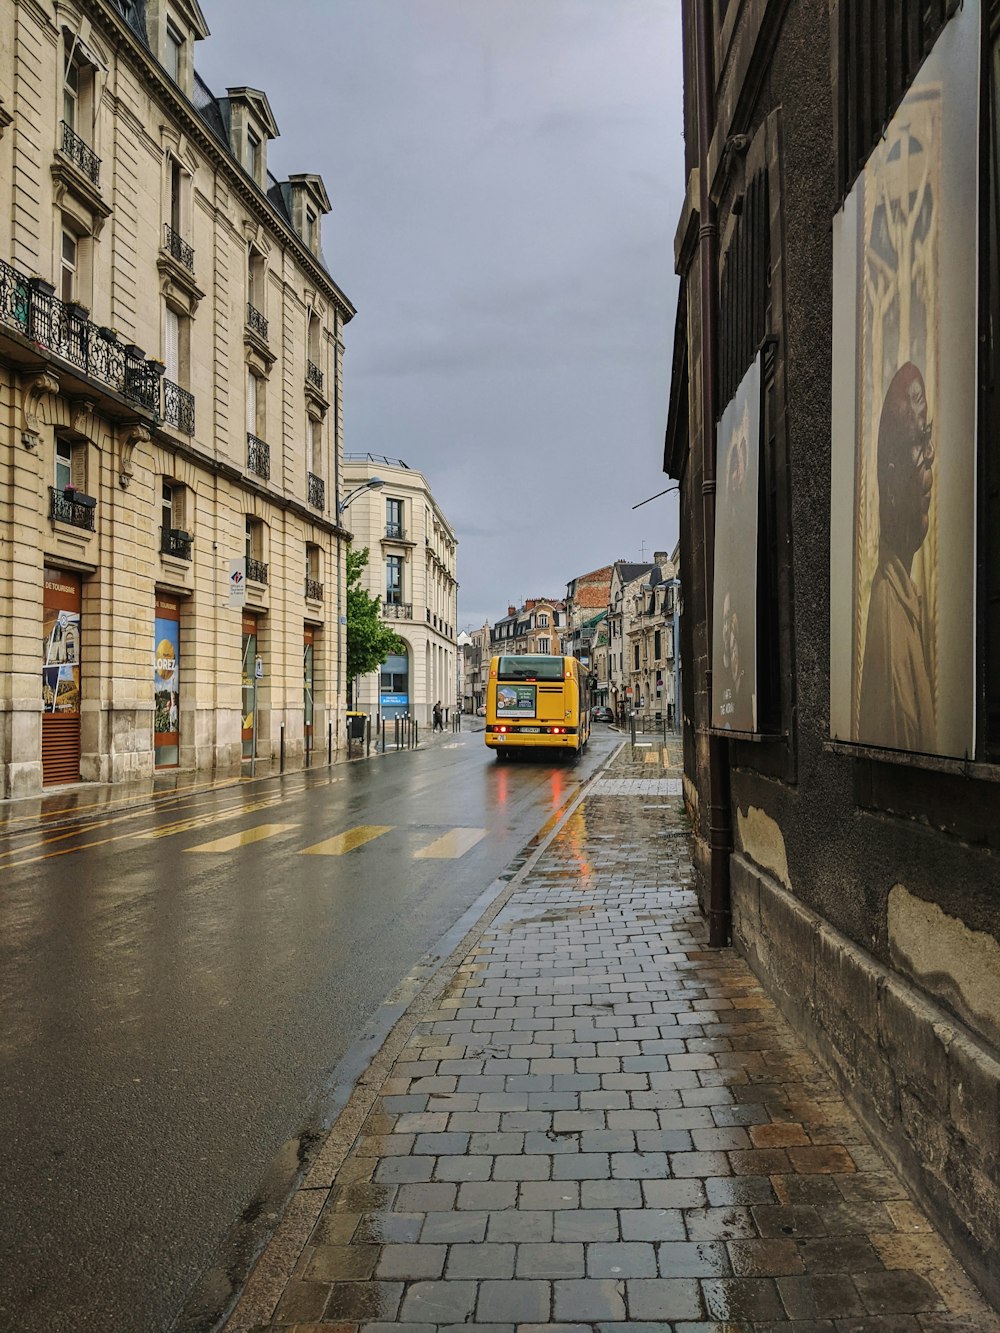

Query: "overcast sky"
left=197, top=0, right=685, bottom=632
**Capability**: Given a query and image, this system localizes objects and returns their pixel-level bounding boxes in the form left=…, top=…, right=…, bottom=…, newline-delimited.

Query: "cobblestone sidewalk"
left=232, top=740, right=998, bottom=1332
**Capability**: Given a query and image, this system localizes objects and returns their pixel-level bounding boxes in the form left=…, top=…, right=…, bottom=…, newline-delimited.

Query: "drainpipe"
left=695, top=0, right=733, bottom=948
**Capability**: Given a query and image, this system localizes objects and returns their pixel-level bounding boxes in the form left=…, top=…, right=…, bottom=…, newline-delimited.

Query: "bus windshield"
left=497, top=655, right=565, bottom=681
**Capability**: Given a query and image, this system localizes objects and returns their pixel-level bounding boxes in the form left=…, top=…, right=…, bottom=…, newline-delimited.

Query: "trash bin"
left=346, top=711, right=366, bottom=741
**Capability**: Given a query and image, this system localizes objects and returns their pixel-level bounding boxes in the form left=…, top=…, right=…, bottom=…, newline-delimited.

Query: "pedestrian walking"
left=432, top=700, right=443, bottom=731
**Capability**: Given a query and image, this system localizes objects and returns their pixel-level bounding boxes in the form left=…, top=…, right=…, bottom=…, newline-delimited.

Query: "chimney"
left=508, top=605, right=516, bottom=617
left=654, top=551, right=668, bottom=565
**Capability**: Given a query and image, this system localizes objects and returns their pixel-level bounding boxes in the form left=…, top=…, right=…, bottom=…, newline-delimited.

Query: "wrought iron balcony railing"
left=246, top=557, right=268, bottom=584
left=246, top=303, right=268, bottom=341
left=385, top=522, right=405, bottom=540
left=163, top=223, right=195, bottom=271
left=60, top=120, right=101, bottom=187
left=160, top=527, right=192, bottom=559
left=49, top=487, right=96, bottom=531
left=305, top=576, right=324, bottom=601
left=247, top=432, right=270, bottom=480
left=307, top=472, right=325, bottom=510
left=0, top=258, right=160, bottom=413
left=383, top=602, right=413, bottom=620
left=306, top=360, right=324, bottom=392
left=162, top=379, right=195, bottom=434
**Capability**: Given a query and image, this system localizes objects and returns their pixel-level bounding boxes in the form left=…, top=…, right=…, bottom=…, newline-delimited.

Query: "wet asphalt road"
left=0, top=727, right=618, bottom=1333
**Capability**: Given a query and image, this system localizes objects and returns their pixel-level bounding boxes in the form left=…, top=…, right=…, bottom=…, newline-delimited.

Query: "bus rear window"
left=497, top=655, right=565, bottom=681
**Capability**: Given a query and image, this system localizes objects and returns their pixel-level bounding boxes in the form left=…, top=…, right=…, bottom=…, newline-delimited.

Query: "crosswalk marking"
left=414, top=827, right=487, bottom=859
left=301, top=825, right=393, bottom=855
left=186, top=823, right=299, bottom=853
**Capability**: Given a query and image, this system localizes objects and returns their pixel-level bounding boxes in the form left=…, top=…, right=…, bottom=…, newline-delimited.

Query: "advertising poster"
left=154, top=597, right=180, bottom=765
left=42, top=605, right=81, bottom=713
left=830, top=3, right=979, bottom=757
left=497, top=684, right=536, bottom=718
left=711, top=353, right=761, bottom=732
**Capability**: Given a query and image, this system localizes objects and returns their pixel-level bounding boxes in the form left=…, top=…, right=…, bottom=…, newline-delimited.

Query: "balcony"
left=60, top=120, right=101, bottom=187
left=0, top=259, right=160, bottom=413
left=49, top=486, right=96, bottom=531
left=163, top=223, right=194, bottom=272
left=306, top=360, right=324, bottom=393
left=160, top=527, right=192, bottom=559
left=305, top=576, right=324, bottom=601
left=383, top=602, right=413, bottom=620
left=385, top=522, right=405, bottom=540
left=246, top=557, right=268, bottom=584
left=307, top=472, right=325, bottom=510
left=247, top=432, right=270, bottom=480
left=162, top=379, right=195, bottom=435
left=246, top=302, right=268, bottom=341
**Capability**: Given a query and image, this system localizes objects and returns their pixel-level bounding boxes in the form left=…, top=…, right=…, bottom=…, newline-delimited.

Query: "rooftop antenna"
left=639, top=540, right=648, bottom=562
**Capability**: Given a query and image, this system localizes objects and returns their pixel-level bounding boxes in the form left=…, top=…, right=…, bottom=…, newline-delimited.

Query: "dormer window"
left=246, top=127, right=261, bottom=182
left=305, top=207, right=317, bottom=251
left=165, top=20, right=184, bottom=82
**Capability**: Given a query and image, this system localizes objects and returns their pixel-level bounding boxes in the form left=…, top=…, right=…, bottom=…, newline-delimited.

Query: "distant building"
left=342, top=455, right=457, bottom=725
left=562, top=565, right=613, bottom=664
left=489, top=599, right=563, bottom=658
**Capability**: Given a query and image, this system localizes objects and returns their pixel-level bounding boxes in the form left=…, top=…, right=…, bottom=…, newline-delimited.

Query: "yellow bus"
left=485, top=654, right=592, bottom=759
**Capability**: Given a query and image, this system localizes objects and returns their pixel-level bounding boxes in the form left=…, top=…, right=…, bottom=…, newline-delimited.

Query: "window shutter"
left=70, top=443, right=86, bottom=490
left=173, top=484, right=186, bottom=532
left=246, top=372, right=257, bottom=434
left=164, top=307, right=180, bottom=382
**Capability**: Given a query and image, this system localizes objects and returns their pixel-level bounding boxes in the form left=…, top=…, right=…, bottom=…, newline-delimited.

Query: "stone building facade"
left=666, top=0, right=1000, bottom=1302
left=342, top=455, right=457, bottom=726
left=0, top=0, right=355, bottom=795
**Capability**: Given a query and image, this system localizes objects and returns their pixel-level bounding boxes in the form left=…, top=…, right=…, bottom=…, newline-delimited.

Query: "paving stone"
left=776, top=1271, right=867, bottom=1320
left=434, top=1154, right=493, bottom=1182
left=587, top=1241, right=658, bottom=1278
left=553, top=1208, right=620, bottom=1242
left=701, top=1275, right=786, bottom=1321
left=581, top=1179, right=642, bottom=1209
left=376, top=1243, right=447, bottom=1280
left=487, top=1210, right=553, bottom=1242
left=323, top=1280, right=404, bottom=1320
left=395, top=1183, right=457, bottom=1213
left=400, top=1279, right=478, bottom=1323
left=516, top=1242, right=585, bottom=1278
left=457, top=1182, right=517, bottom=1211
left=419, top=1211, right=487, bottom=1243
left=475, top=1278, right=550, bottom=1321
left=520, top=1181, right=580, bottom=1210
left=625, top=1277, right=704, bottom=1320
left=553, top=1277, right=628, bottom=1321
left=446, top=1243, right=516, bottom=1279
left=354, top=1212, right=423, bottom=1244
left=619, top=1207, right=686, bottom=1241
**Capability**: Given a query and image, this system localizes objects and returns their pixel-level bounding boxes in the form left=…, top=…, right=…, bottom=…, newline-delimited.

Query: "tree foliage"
left=346, top=545, right=405, bottom=690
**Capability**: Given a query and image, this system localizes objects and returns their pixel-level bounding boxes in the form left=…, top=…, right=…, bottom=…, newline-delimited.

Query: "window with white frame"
left=60, top=228, right=78, bottom=304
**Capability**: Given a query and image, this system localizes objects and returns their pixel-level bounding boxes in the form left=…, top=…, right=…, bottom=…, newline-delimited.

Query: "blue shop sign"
left=380, top=693, right=408, bottom=707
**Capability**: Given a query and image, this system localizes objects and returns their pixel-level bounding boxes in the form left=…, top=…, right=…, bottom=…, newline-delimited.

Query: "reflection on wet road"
left=0, top=730, right=618, bottom=1333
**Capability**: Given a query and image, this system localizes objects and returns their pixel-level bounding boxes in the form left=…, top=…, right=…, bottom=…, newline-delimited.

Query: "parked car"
left=591, top=705, right=614, bottom=722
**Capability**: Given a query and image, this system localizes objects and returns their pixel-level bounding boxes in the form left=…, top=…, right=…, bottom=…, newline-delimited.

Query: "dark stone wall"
left=674, top=0, right=1000, bottom=1300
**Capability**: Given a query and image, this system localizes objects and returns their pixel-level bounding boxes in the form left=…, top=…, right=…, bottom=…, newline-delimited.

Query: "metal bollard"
left=280, top=721, right=285, bottom=773
left=327, top=720, right=332, bottom=764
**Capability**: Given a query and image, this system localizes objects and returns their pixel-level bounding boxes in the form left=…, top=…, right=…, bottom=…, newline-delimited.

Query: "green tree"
left=346, top=545, right=405, bottom=702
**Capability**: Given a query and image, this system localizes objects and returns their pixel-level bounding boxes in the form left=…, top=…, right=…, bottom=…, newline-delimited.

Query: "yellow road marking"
left=414, top=828, right=487, bottom=859
left=139, top=795, right=286, bottom=839
left=301, top=825, right=392, bottom=855
left=186, top=823, right=299, bottom=852
left=644, top=750, right=659, bottom=764
left=661, top=747, right=672, bottom=766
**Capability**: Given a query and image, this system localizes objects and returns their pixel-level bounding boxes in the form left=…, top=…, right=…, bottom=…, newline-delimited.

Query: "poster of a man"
left=829, top=2, right=978, bottom=759
left=711, top=353, right=760, bottom=733
left=858, top=364, right=935, bottom=749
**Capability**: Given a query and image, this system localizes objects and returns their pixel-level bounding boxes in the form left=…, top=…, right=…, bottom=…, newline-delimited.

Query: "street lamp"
left=338, top=475, right=385, bottom=515
left=337, top=475, right=385, bottom=712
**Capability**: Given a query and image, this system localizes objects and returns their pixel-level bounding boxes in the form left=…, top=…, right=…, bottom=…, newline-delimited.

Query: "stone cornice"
left=80, top=0, right=356, bottom=323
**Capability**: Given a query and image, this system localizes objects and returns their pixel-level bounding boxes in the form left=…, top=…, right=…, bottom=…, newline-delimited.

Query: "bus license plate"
left=521, top=726, right=540, bottom=733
